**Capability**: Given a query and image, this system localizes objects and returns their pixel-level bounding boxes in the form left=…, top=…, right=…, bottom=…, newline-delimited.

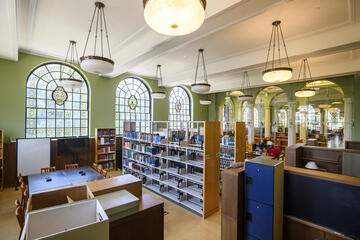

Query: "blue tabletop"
left=28, top=166, right=105, bottom=195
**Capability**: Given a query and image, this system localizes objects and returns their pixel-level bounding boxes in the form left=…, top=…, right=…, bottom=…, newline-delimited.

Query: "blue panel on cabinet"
left=245, top=162, right=274, bottom=206
left=246, top=234, right=260, bottom=240
left=246, top=199, right=273, bottom=240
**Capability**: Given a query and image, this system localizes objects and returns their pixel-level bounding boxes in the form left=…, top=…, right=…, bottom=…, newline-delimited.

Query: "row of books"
left=98, top=162, right=115, bottom=170
left=124, top=142, right=159, bottom=155
left=98, top=146, right=115, bottom=153
left=98, top=129, right=115, bottom=136
left=221, top=136, right=235, bottom=146
left=98, top=153, right=115, bottom=161
left=99, top=137, right=115, bottom=145
left=220, top=147, right=234, bottom=159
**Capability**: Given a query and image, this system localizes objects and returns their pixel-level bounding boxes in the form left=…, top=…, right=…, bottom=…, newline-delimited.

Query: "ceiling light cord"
left=83, top=7, right=97, bottom=57
left=156, top=65, right=163, bottom=87
left=194, top=49, right=208, bottom=84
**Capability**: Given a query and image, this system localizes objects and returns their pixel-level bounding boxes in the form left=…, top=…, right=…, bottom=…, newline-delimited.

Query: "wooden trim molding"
left=284, top=166, right=360, bottom=187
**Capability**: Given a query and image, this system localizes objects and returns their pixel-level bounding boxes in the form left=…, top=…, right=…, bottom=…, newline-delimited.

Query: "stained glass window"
left=115, top=77, right=151, bottom=134
left=243, top=106, right=259, bottom=127
left=169, top=87, right=191, bottom=129
left=25, top=63, right=89, bottom=138
left=223, top=98, right=234, bottom=131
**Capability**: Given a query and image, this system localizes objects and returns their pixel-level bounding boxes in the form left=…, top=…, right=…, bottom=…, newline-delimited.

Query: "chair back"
left=41, top=166, right=56, bottom=174
left=18, top=173, right=24, bottom=185
left=92, top=163, right=98, bottom=170
left=65, top=163, right=79, bottom=169
left=16, top=206, right=25, bottom=230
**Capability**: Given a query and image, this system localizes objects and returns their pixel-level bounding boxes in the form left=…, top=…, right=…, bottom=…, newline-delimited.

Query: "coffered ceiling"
left=1, top=0, right=359, bottom=93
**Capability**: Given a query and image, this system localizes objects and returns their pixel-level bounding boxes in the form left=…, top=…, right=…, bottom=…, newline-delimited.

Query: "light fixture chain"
left=102, top=8, right=112, bottom=59
left=75, top=42, right=79, bottom=65
left=264, top=25, right=275, bottom=70
left=201, top=51, right=208, bottom=84
left=272, top=24, right=276, bottom=70
left=277, top=25, right=281, bottom=67
left=65, top=41, right=71, bottom=63
left=194, top=51, right=201, bottom=84
left=100, top=7, right=104, bottom=57
left=297, top=59, right=304, bottom=81
left=94, top=7, right=101, bottom=56
left=279, top=24, right=291, bottom=68
left=306, top=59, right=313, bottom=80
left=82, top=6, right=97, bottom=57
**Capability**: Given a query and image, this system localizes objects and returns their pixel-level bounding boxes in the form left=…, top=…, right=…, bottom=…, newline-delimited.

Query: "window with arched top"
left=242, top=106, right=259, bottom=127
left=278, top=109, right=288, bottom=128
left=25, top=63, right=89, bottom=138
left=168, top=87, right=191, bottom=128
left=223, top=98, right=234, bottom=131
left=115, top=77, right=151, bottom=134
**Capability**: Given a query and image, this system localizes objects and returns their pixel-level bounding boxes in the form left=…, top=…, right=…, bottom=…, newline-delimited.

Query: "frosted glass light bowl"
left=191, top=83, right=211, bottom=93
left=80, top=56, right=114, bottom=74
left=295, top=88, right=316, bottom=98
left=200, top=100, right=212, bottom=105
left=143, top=0, right=206, bottom=36
left=305, top=161, right=319, bottom=170
left=152, top=91, right=167, bottom=99
left=238, top=95, right=253, bottom=101
left=262, top=67, right=293, bottom=83
left=59, top=78, right=83, bottom=89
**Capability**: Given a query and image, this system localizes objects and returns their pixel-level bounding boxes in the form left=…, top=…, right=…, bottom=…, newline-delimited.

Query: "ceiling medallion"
left=191, top=49, right=211, bottom=94
left=152, top=65, right=167, bottom=99
left=80, top=2, right=114, bottom=74
left=238, top=71, right=253, bottom=101
left=128, top=95, right=138, bottom=110
left=60, top=40, right=84, bottom=89
left=294, top=59, right=316, bottom=98
left=263, top=20, right=293, bottom=83
left=175, top=101, right=182, bottom=112
left=143, top=0, right=206, bottom=36
left=52, top=86, right=68, bottom=105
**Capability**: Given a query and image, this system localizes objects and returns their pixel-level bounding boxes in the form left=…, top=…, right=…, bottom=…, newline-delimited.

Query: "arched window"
left=168, top=87, right=191, bottom=128
left=242, top=106, right=258, bottom=127
left=296, top=105, right=320, bottom=131
left=25, top=63, right=89, bottom=138
left=327, top=108, right=343, bottom=130
left=278, top=109, right=288, bottom=128
left=115, top=77, right=151, bottom=134
left=223, top=98, right=234, bottom=131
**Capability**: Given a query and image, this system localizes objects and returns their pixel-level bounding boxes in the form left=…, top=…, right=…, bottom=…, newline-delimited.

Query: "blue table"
left=28, top=167, right=105, bottom=195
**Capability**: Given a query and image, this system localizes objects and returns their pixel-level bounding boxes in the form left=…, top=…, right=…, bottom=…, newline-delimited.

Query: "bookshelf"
left=220, top=122, right=246, bottom=169
left=122, top=121, right=220, bottom=218
left=0, top=130, right=3, bottom=190
left=94, top=128, right=116, bottom=171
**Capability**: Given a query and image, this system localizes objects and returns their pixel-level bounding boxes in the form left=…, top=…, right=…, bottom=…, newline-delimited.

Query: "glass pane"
left=37, top=129, right=46, bottom=138
left=26, top=119, right=36, bottom=129
left=37, top=109, right=46, bottom=118
left=47, top=119, right=55, bottom=128
left=56, top=128, right=64, bottom=137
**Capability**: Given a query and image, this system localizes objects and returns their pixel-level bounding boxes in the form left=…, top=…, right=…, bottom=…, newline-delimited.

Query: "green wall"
left=0, top=53, right=208, bottom=141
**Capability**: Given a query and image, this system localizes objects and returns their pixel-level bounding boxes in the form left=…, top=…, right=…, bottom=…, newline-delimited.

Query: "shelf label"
left=205, top=155, right=210, bottom=160
left=216, top=153, right=220, bottom=157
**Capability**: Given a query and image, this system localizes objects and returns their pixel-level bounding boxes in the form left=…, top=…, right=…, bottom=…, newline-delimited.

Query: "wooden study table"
left=28, top=167, right=104, bottom=194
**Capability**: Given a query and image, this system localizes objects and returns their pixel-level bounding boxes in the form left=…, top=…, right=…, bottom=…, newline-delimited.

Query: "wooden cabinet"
left=221, top=167, right=244, bottom=240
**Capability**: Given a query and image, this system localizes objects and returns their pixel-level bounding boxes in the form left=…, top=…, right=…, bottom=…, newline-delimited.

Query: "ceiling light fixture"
left=318, top=104, right=331, bottom=109
left=80, top=2, right=114, bottom=74
left=143, top=0, right=206, bottom=36
left=60, top=40, right=83, bottom=89
left=152, top=65, right=167, bottom=99
left=200, top=99, right=212, bottom=105
left=294, top=59, right=316, bottom=98
left=191, top=49, right=211, bottom=94
left=263, top=20, right=293, bottom=83
left=238, top=71, right=253, bottom=101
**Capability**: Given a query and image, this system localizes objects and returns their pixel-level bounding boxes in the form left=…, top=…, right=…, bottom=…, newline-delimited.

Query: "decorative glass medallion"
left=52, top=86, right=68, bottom=105
left=175, top=100, right=182, bottom=112
left=128, top=95, right=138, bottom=110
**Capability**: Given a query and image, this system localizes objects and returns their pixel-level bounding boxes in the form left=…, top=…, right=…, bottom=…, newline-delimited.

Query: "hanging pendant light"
left=200, top=99, right=212, bottom=105
left=152, top=65, right=167, bottom=99
left=143, top=0, right=206, bottom=36
left=60, top=40, right=84, bottom=89
left=294, top=59, right=316, bottom=98
left=238, top=71, right=253, bottom=101
left=80, top=2, right=114, bottom=74
left=191, top=49, right=211, bottom=93
left=263, top=21, right=293, bottom=83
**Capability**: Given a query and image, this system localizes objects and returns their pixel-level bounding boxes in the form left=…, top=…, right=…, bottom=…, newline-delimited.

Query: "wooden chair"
left=41, top=166, right=56, bottom=174
left=65, top=163, right=79, bottom=169
left=100, top=169, right=107, bottom=178
left=18, top=173, right=24, bottom=185
left=107, top=174, right=113, bottom=178
left=92, top=163, right=98, bottom=170
left=16, top=206, right=25, bottom=230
